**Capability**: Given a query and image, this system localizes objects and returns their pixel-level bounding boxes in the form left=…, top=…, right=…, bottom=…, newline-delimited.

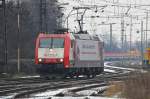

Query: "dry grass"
left=122, top=72, right=150, bottom=99
left=104, top=81, right=124, bottom=97
left=104, top=72, right=150, bottom=99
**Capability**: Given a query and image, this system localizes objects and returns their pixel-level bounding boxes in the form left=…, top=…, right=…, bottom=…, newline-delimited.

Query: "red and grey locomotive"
left=35, top=31, right=104, bottom=78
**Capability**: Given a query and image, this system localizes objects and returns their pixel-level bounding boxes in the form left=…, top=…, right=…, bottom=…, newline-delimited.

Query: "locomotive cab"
left=38, top=37, right=64, bottom=64
left=35, top=33, right=72, bottom=76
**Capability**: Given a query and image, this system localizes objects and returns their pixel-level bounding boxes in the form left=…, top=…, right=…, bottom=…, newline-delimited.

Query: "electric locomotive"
left=35, top=31, right=104, bottom=78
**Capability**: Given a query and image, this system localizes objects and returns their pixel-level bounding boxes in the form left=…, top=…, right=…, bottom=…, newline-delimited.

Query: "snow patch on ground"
left=104, top=69, right=116, bottom=73
left=33, top=89, right=67, bottom=97
left=32, top=86, right=82, bottom=97
left=19, top=75, right=40, bottom=78
left=104, top=63, right=135, bottom=71
left=51, top=97, right=119, bottom=99
left=104, top=62, right=147, bottom=73
left=31, top=85, right=109, bottom=98
left=0, top=93, right=18, bottom=99
left=76, top=86, right=108, bottom=96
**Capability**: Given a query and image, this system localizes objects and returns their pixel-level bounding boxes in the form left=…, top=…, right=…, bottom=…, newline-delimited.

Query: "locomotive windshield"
left=40, top=38, right=64, bottom=48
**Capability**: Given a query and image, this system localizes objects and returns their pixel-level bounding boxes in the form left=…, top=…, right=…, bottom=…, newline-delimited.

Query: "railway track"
left=69, top=83, right=107, bottom=93
left=0, top=78, right=106, bottom=98
left=14, top=80, right=108, bottom=98
left=0, top=71, right=130, bottom=98
left=0, top=62, right=139, bottom=99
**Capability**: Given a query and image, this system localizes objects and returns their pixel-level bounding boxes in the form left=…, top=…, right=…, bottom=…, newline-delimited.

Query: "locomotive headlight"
left=50, top=49, right=53, bottom=52
left=60, top=58, right=63, bottom=62
left=39, top=58, right=42, bottom=62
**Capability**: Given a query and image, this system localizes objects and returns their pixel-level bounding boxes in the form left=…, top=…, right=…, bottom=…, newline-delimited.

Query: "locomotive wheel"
left=91, top=74, right=96, bottom=78
left=68, top=73, right=74, bottom=79
left=86, top=74, right=91, bottom=79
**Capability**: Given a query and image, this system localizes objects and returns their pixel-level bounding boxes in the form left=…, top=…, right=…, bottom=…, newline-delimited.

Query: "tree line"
left=0, top=0, right=61, bottom=74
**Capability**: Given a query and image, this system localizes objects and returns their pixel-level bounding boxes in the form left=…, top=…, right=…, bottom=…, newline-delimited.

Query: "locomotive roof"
left=38, top=33, right=67, bottom=38
left=37, top=33, right=101, bottom=41
left=73, top=33, right=100, bottom=41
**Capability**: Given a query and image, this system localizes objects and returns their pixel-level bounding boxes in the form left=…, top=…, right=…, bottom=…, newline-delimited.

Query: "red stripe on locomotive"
left=64, top=33, right=71, bottom=68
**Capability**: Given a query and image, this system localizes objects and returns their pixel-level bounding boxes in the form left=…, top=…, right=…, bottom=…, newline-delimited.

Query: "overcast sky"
left=2, top=0, right=150, bottom=42
left=58, top=0, right=150, bottom=43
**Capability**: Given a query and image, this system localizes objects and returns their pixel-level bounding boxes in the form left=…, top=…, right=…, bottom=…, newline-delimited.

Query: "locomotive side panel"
left=73, top=39, right=103, bottom=68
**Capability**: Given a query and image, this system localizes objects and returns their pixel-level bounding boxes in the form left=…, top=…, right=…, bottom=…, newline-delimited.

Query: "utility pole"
left=0, top=0, right=7, bottom=72
left=110, top=23, right=112, bottom=51
left=121, top=15, right=124, bottom=65
left=145, top=12, right=148, bottom=48
left=1, top=0, right=7, bottom=70
left=109, top=23, right=116, bottom=51
left=40, top=0, right=47, bottom=33
left=17, top=0, right=20, bottom=73
left=124, top=31, right=127, bottom=51
left=141, top=21, right=144, bottom=67
left=130, top=16, right=132, bottom=61
left=3, top=0, right=7, bottom=66
left=110, top=23, right=112, bottom=50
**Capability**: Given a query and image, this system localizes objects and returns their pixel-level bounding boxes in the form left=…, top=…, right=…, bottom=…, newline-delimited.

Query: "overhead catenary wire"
left=59, top=0, right=150, bottom=46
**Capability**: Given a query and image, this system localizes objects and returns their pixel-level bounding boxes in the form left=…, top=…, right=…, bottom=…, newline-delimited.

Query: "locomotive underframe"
left=37, top=63, right=104, bottom=78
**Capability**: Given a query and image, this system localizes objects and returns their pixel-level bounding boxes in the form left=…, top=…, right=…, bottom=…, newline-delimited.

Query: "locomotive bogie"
left=37, top=65, right=104, bottom=78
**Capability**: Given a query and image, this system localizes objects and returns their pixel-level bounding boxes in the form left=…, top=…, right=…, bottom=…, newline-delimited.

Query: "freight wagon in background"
left=35, top=31, right=104, bottom=78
